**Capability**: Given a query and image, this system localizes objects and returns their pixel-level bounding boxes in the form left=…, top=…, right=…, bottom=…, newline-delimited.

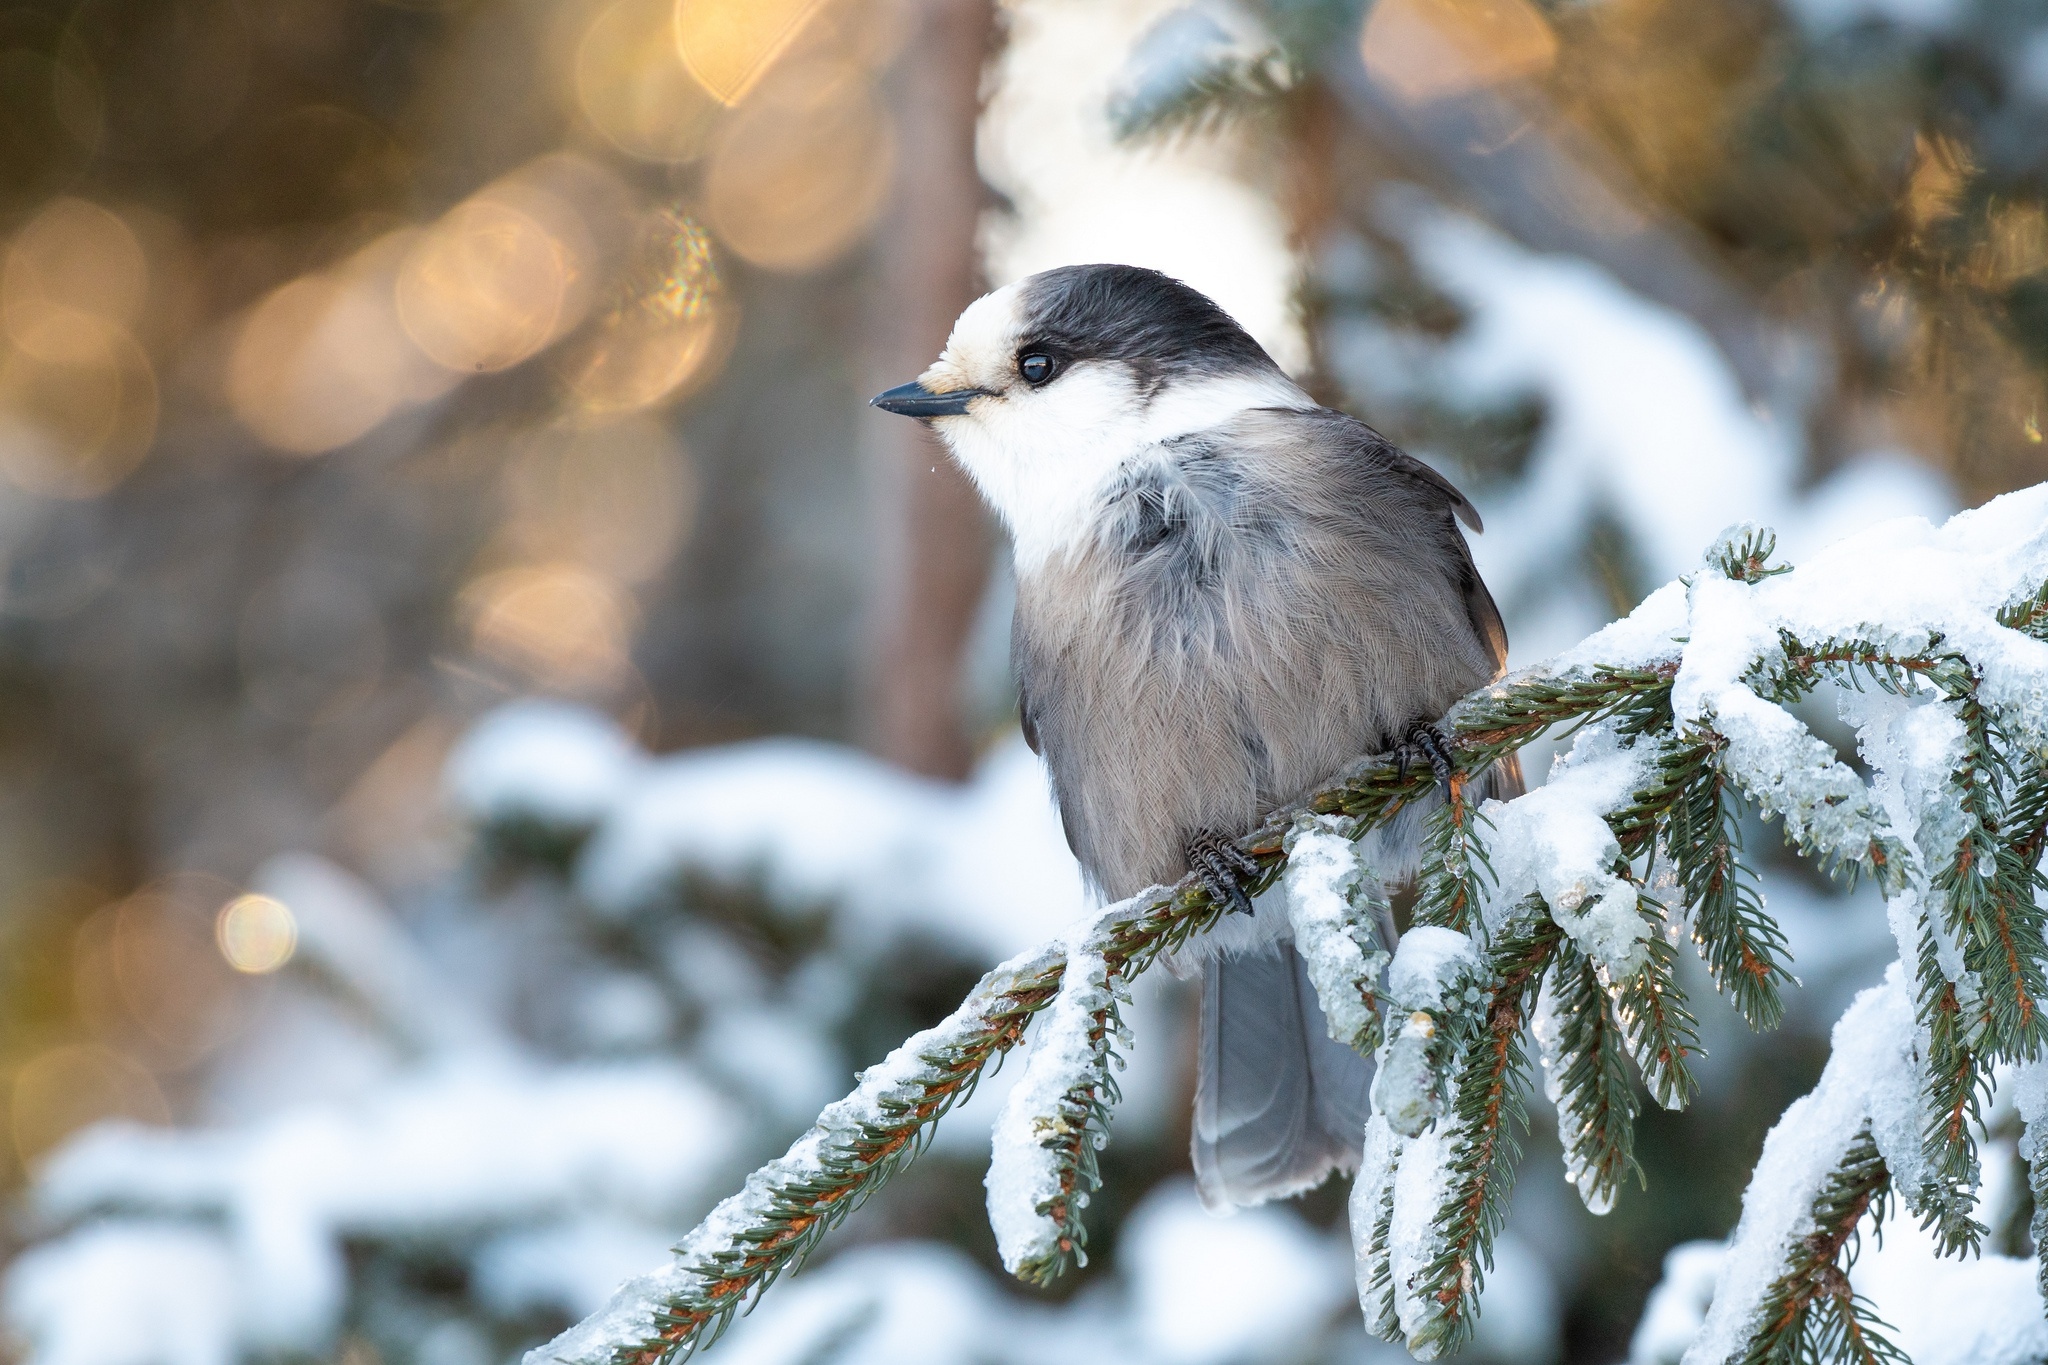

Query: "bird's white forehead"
left=925, top=282, right=1027, bottom=387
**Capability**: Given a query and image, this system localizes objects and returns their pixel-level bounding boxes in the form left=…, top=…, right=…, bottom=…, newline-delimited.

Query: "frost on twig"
left=986, top=945, right=1123, bottom=1283
left=1370, top=926, right=1482, bottom=1139
left=1282, top=814, right=1392, bottom=1055
left=529, top=487, right=2048, bottom=1365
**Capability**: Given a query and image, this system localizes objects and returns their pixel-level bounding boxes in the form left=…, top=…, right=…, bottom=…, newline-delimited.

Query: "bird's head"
left=872, top=263, right=1310, bottom=573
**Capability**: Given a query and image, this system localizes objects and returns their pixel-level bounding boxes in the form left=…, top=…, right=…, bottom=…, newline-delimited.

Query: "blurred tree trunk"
left=860, top=0, right=998, bottom=781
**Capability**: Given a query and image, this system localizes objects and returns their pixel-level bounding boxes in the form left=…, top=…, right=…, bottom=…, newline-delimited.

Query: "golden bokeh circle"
left=0, top=304, right=157, bottom=497
left=10, top=1043, right=168, bottom=1167
left=703, top=73, right=894, bottom=273
left=216, top=894, right=297, bottom=974
left=577, top=0, right=723, bottom=163
left=3, top=198, right=149, bottom=336
left=227, top=232, right=462, bottom=457
left=395, top=199, right=573, bottom=374
left=464, top=562, right=636, bottom=691
left=562, top=301, right=732, bottom=413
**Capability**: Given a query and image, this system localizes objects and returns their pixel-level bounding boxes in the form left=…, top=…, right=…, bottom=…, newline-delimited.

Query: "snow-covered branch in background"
left=526, top=487, right=2048, bottom=1365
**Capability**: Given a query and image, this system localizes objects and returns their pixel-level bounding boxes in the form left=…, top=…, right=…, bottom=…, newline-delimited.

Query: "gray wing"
left=1215, top=407, right=1508, bottom=685
left=1315, top=409, right=1507, bottom=676
left=1340, top=414, right=1486, bottom=534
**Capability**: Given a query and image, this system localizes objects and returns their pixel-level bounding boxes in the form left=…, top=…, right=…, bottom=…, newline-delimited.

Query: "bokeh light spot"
left=10, top=1043, right=168, bottom=1166
left=3, top=198, right=149, bottom=338
left=578, top=0, right=723, bottom=162
left=397, top=199, right=574, bottom=374
left=673, top=0, right=830, bottom=106
left=1361, top=0, right=1557, bottom=106
left=215, top=894, right=297, bottom=974
left=465, top=562, right=636, bottom=691
left=562, top=303, right=731, bottom=413
left=561, top=209, right=732, bottom=411
left=227, top=231, right=460, bottom=455
left=0, top=304, right=157, bottom=497
left=647, top=211, right=719, bottom=320
left=704, top=73, right=893, bottom=273
left=72, top=883, right=250, bottom=1068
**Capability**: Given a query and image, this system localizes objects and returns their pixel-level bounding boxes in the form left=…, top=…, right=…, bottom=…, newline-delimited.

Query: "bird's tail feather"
left=1189, top=755, right=1524, bottom=1211
left=1192, top=938, right=1370, bottom=1210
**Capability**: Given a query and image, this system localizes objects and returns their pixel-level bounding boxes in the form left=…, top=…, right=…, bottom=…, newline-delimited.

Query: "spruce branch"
left=1928, top=684, right=2048, bottom=1064
left=1413, top=773, right=1496, bottom=938
left=1910, top=923, right=1988, bottom=1256
left=991, top=951, right=1127, bottom=1285
left=1105, top=3, right=1293, bottom=142
left=1614, top=886, right=1703, bottom=1110
left=1733, top=1126, right=1906, bottom=1365
left=1284, top=814, right=1393, bottom=1055
left=1662, top=739, right=1793, bottom=1031
left=1107, top=52, right=1291, bottom=140
left=596, top=953, right=1071, bottom=1365
left=2016, top=1060, right=2048, bottom=1304
left=1707, top=523, right=1793, bottom=585
left=1798, top=634, right=2048, bottom=1062
left=1692, top=975, right=1924, bottom=1365
left=1403, top=908, right=1561, bottom=1357
left=1354, top=1117, right=1404, bottom=1341
left=1449, top=666, right=1678, bottom=769
left=1538, top=937, right=1643, bottom=1216
left=1999, top=579, right=2048, bottom=641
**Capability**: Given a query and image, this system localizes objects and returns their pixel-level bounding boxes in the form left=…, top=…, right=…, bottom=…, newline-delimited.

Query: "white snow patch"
left=576, top=735, right=1088, bottom=963
left=445, top=700, right=643, bottom=830
left=473, top=1216, right=682, bottom=1321
left=1384, top=926, right=1480, bottom=1013
left=980, top=0, right=1306, bottom=373
left=1283, top=816, right=1390, bottom=1052
left=1386, top=1121, right=1459, bottom=1355
left=1682, top=966, right=1923, bottom=1365
left=1628, top=1241, right=1724, bottom=1364
left=986, top=945, right=1114, bottom=1274
left=1119, top=1178, right=1350, bottom=1365
left=34, top=1060, right=739, bottom=1353
left=709, top=1243, right=1002, bottom=1365
left=5, top=1222, right=239, bottom=1365
left=1483, top=725, right=1652, bottom=976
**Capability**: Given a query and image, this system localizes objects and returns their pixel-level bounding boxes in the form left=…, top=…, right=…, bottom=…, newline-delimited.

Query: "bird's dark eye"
left=1018, top=352, right=1056, bottom=385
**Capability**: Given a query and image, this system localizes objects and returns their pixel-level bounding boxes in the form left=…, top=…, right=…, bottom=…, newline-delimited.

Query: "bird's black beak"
left=870, top=380, right=987, bottom=419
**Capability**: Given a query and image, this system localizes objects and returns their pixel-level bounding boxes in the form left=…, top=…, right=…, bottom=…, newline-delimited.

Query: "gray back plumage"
left=1010, top=402, right=1516, bottom=1210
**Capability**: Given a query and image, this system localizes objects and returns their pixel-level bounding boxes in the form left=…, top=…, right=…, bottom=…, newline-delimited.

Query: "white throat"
left=937, top=368, right=1313, bottom=578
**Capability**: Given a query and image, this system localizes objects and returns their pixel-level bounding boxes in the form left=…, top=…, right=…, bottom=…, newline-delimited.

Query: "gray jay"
left=873, top=263, right=1520, bottom=1210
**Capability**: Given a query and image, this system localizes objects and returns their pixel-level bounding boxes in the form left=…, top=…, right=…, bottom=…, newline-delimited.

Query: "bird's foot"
left=1185, top=830, right=1260, bottom=916
left=1395, top=721, right=1458, bottom=791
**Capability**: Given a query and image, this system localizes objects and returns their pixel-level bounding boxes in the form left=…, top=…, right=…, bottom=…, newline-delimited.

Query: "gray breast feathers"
left=1012, top=406, right=1506, bottom=901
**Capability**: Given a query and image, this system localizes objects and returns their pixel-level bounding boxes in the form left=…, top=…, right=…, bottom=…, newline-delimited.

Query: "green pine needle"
left=1547, top=939, right=1644, bottom=1217
left=1663, top=742, right=1794, bottom=1031
left=1405, top=909, right=1561, bottom=1357
left=1736, top=1125, right=1909, bottom=1365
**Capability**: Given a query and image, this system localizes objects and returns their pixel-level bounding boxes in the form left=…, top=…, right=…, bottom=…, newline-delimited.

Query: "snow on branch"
left=1683, top=968, right=1923, bottom=1365
left=531, top=487, right=2048, bottom=1365
left=987, top=944, right=1123, bottom=1283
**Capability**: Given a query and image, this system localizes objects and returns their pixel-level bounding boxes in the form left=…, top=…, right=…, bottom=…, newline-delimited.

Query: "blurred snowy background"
left=0, top=0, right=2043, bottom=1363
